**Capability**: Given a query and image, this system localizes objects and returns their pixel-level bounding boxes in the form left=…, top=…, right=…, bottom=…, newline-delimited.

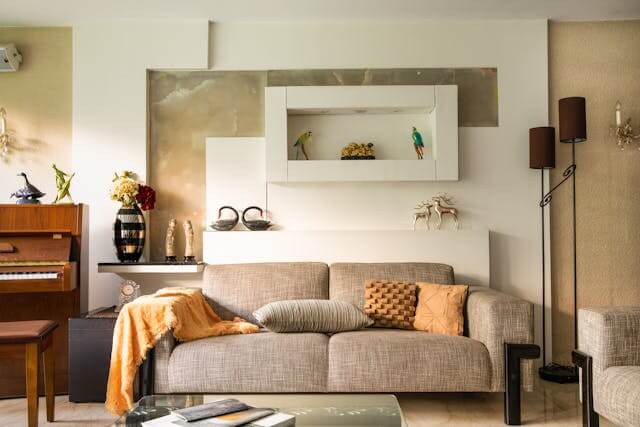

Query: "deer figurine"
left=432, top=193, right=459, bottom=230
left=413, top=201, right=433, bottom=230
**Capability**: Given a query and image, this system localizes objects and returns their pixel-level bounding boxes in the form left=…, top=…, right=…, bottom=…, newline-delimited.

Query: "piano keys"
left=0, top=271, right=60, bottom=280
left=0, top=204, right=87, bottom=397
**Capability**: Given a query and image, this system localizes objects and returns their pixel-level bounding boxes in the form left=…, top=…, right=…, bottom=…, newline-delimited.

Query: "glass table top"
left=113, top=394, right=406, bottom=427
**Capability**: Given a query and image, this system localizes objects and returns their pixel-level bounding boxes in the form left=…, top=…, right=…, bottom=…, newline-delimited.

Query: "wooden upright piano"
left=0, top=204, right=87, bottom=397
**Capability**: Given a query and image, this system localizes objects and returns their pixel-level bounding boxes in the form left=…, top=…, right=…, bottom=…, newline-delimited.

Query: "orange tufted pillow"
left=414, top=282, right=469, bottom=336
left=363, top=280, right=417, bottom=329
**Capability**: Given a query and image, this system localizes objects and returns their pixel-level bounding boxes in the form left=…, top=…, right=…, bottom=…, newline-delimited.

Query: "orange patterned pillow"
left=414, top=282, right=469, bottom=336
left=363, top=280, right=417, bottom=329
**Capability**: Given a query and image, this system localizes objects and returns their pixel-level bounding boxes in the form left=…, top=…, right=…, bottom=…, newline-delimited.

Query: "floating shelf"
left=97, top=262, right=205, bottom=274
left=265, top=85, right=458, bottom=183
left=287, top=159, right=436, bottom=182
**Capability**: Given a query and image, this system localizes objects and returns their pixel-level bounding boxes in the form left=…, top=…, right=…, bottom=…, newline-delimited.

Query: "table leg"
left=25, top=342, right=39, bottom=427
left=43, top=344, right=55, bottom=422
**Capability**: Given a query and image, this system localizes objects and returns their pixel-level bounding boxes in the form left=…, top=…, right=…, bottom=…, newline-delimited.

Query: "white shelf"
left=97, top=263, right=205, bottom=274
left=265, top=85, right=458, bottom=183
left=287, top=159, right=436, bottom=182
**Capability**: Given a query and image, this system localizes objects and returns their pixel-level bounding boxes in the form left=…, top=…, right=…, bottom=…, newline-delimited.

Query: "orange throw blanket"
left=105, top=287, right=259, bottom=415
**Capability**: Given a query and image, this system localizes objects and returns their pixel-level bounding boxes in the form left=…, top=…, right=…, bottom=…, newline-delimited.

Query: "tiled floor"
left=0, top=380, right=614, bottom=427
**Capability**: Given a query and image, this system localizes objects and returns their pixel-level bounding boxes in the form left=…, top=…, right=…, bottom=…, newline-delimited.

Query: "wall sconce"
left=613, top=101, right=640, bottom=150
left=0, top=108, right=9, bottom=157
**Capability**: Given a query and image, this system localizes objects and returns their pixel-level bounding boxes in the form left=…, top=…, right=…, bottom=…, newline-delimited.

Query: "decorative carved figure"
left=165, top=219, right=177, bottom=262
left=241, top=206, right=273, bottom=231
left=412, top=127, right=425, bottom=159
left=11, top=172, right=45, bottom=204
left=52, top=164, right=75, bottom=204
left=294, top=131, right=312, bottom=160
left=211, top=206, right=239, bottom=231
left=413, top=201, right=433, bottom=230
left=183, top=220, right=195, bottom=263
left=432, top=193, right=459, bottom=230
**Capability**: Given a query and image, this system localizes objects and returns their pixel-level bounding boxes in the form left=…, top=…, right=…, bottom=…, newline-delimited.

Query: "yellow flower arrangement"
left=110, top=171, right=139, bottom=207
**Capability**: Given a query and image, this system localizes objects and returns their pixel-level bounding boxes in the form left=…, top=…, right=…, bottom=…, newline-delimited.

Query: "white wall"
left=72, top=19, right=550, bottom=356
left=72, top=21, right=209, bottom=309
left=210, top=20, right=550, bottom=354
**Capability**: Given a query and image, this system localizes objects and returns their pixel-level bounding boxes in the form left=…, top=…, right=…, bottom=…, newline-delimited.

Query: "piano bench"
left=0, top=320, right=58, bottom=427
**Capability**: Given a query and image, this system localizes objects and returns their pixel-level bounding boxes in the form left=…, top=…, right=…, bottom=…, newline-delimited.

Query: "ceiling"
left=1, top=0, right=640, bottom=25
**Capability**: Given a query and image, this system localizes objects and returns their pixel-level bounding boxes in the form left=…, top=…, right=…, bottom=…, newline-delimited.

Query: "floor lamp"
left=529, top=126, right=555, bottom=370
left=537, top=97, right=587, bottom=383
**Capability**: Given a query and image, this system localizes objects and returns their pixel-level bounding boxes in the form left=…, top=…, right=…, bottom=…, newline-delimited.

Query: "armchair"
left=573, top=307, right=640, bottom=427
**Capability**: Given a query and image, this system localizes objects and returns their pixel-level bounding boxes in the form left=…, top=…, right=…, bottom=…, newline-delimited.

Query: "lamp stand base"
left=539, top=363, right=578, bottom=383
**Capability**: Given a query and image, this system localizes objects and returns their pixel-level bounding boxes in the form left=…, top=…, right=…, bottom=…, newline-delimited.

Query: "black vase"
left=113, top=203, right=146, bottom=263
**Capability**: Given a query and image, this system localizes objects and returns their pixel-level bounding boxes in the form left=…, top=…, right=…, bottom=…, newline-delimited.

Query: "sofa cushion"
left=167, top=331, right=329, bottom=393
left=254, top=299, right=373, bottom=333
left=328, top=329, right=491, bottom=392
left=414, top=283, right=469, bottom=336
left=595, top=366, right=640, bottom=426
left=330, top=262, right=455, bottom=308
left=203, top=263, right=329, bottom=323
left=364, top=280, right=417, bottom=329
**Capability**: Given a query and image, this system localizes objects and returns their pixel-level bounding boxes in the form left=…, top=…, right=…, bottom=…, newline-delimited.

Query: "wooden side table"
left=0, top=320, right=58, bottom=427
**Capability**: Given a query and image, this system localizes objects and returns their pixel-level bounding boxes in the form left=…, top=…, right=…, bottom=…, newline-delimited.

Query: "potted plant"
left=110, top=171, right=156, bottom=263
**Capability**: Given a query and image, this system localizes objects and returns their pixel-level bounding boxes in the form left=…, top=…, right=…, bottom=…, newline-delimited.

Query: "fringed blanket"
left=105, top=287, right=259, bottom=415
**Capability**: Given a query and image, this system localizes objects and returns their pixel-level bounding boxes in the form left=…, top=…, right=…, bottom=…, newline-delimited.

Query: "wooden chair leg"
left=25, top=342, right=39, bottom=427
left=43, top=344, right=55, bottom=422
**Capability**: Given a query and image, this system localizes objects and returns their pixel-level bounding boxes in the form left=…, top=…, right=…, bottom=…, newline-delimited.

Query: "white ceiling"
left=1, top=0, right=639, bottom=25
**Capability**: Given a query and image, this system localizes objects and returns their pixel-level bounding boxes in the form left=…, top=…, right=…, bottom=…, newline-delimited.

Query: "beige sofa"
left=154, top=262, right=535, bottom=395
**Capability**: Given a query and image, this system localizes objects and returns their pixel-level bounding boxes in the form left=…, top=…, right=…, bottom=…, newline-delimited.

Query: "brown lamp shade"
left=529, top=127, right=555, bottom=169
left=559, top=97, right=587, bottom=143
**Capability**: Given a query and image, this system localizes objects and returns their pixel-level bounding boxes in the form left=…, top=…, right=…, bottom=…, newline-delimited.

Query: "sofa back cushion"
left=329, top=262, right=455, bottom=307
left=203, top=262, right=329, bottom=324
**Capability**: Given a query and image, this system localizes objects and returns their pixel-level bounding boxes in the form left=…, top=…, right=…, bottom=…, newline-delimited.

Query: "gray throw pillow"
left=253, top=299, right=373, bottom=333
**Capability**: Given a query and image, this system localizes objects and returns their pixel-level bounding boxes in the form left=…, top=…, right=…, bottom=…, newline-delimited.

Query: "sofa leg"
left=504, top=343, right=540, bottom=425
left=137, top=348, right=154, bottom=399
left=572, top=350, right=599, bottom=427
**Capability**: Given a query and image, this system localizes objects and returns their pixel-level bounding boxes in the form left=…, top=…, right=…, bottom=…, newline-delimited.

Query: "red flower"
left=135, top=184, right=156, bottom=211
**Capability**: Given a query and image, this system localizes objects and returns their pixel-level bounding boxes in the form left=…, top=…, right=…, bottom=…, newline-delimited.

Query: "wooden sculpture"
left=183, top=220, right=195, bottom=263
left=165, top=219, right=177, bottom=262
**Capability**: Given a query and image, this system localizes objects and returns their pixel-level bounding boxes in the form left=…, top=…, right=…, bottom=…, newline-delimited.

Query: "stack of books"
left=141, top=399, right=295, bottom=427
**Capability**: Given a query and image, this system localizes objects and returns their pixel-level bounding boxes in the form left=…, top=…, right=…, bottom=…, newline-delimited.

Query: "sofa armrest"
left=153, top=332, right=176, bottom=393
left=578, top=307, right=640, bottom=375
left=466, top=286, right=535, bottom=392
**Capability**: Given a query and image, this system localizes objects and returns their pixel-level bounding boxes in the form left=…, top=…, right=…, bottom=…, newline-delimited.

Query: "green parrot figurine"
left=412, top=127, right=425, bottom=159
left=52, top=163, right=75, bottom=204
left=294, top=130, right=312, bottom=160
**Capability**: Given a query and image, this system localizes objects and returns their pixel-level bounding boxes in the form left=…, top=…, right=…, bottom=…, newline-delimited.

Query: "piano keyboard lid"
left=0, top=235, right=72, bottom=264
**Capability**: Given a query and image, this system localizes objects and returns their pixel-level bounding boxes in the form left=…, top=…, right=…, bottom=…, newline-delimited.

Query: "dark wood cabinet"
left=68, top=307, right=117, bottom=403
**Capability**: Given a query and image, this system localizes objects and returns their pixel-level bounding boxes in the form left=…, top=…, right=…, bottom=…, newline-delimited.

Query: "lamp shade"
left=559, top=97, right=587, bottom=143
left=529, top=127, right=556, bottom=169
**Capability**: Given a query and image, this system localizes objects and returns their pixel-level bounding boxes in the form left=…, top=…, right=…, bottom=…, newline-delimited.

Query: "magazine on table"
left=172, top=399, right=251, bottom=422
left=140, top=400, right=295, bottom=427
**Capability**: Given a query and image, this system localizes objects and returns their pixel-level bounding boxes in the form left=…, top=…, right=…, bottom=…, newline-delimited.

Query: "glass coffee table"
left=113, top=394, right=406, bottom=426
